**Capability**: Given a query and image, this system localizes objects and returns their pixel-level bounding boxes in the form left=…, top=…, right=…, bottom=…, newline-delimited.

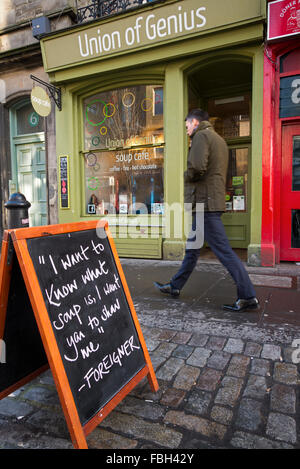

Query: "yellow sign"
left=30, top=86, right=51, bottom=117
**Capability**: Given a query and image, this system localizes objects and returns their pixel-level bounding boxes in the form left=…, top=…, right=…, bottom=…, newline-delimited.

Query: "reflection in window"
left=83, top=85, right=164, bottom=151
left=280, top=48, right=300, bottom=74
left=225, top=148, right=248, bottom=212
left=17, top=103, right=44, bottom=135
left=292, top=136, right=300, bottom=191
left=207, top=95, right=250, bottom=139
left=292, top=210, right=300, bottom=248
left=83, top=85, right=164, bottom=215
left=154, top=87, right=163, bottom=115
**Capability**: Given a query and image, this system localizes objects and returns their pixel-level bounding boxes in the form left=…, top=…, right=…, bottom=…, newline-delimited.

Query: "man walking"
left=154, top=109, right=259, bottom=312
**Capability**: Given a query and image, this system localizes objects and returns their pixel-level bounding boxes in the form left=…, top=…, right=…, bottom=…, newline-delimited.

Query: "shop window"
left=154, top=87, right=163, bottom=115
left=292, top=210, right=300, bottom=248
left=280, top=48, right=300, bottom=74
left=292, top=136, right=300, bottom=191
left=207, top=95, right=250, bottom=139
left=16, top=102, right=44, bottom=135
left=225, top=148, right=248, bottom=212
left=83, top=85, right=164, bottom=215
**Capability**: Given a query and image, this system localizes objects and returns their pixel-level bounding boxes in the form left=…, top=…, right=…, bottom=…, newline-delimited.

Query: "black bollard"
left=4, top=193, right=31, bottom=229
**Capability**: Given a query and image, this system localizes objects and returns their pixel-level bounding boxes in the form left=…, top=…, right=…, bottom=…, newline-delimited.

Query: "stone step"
left=199, top=258, right=300, bottom=289
left=249, top=273, right=299, bottom=289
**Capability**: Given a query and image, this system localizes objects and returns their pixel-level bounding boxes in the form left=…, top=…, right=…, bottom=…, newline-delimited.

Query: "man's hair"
left=185, top=109, right=209, bottom=122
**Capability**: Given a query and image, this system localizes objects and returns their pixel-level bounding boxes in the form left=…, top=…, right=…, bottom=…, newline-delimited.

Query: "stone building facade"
left=0, top=0, right=77, bottom=231
left=0, top=0, right=157, bottom=232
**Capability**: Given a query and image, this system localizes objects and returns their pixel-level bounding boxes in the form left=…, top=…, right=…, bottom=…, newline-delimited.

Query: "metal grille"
left=76, top=0, right=154, bottom=23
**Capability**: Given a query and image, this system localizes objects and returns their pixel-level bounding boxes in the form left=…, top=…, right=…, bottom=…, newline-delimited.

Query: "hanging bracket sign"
left=30, top=74, right=61, bottom=111
left=30, top=86, right=51, bottom=117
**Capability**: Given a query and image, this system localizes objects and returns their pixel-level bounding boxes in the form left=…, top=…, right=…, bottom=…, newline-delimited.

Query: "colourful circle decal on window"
left=103, top=103, right=116, bottom=118
left=141, top=98, right=153, bottom=112
left=100, top=126, right=107, bottom=135
left=92, top=136, right=100, bottom=146
left=86, top=153, right=97, bottom=166
left=122, top=92, right=135, bottom=108
left=86, top=99, right=109, bottom=126
left=87, top=177, right=99, bottom=190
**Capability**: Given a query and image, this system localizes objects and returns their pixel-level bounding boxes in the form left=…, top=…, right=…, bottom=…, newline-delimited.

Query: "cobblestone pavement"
left=0, top=259, right=300, bottom=450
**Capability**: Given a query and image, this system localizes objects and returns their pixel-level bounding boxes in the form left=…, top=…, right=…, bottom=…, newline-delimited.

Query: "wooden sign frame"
left=1, top=220, right=158, bottom=449
left=0, top=230, right=49, bottom=399
left=0, top=231, right=13, bottom=343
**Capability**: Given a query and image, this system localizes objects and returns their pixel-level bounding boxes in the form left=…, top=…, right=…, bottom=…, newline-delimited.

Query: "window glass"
left=279, top=75, right=300, bottom=118
left=292, top=136, right=300, bottom=191
left=207, top=95, right=250, bottom=139
left=83, top=85, right=164, bottom=215
left=83, top=85, right=164, bottom=151
left=292, top=210, right=300, bottom=248
left=17, top=103, right=44, bottom=135
left=280, top=48, right=300, bottom=74
left=225, top=148, right=248, bottom=212
left=85, top=147, right=164, bottom=215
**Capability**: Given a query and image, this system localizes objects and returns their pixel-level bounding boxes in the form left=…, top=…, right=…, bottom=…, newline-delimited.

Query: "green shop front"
left=41, top=0, right=265, bottom=262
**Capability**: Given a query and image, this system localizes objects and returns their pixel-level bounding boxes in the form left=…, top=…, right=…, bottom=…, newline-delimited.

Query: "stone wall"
left=0, top=0, right=153, bottom=230
left=0, top=0, right=75, bottom=29
left=0, top=0, right=77, bottom=229
left=0, top=0, right=76, bottom=53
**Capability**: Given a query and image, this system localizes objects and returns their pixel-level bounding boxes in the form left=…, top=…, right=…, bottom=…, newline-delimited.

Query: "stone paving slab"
left=0, top=258, right=299, bottom=450
left=0, top=322, right=299, bottom=450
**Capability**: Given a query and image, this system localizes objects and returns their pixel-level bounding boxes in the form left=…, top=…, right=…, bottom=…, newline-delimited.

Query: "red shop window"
left=280, top=48, right=300, bottom=74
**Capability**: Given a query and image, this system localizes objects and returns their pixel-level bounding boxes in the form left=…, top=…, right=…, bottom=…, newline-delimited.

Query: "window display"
left=85, top=147, right=164, bottom=215
left=207, top=94, right=250, bottom=213
left=83, top=85, right=164, bottom=215
left=207, top=95, right=250, bottom=139
left=225, top=148, right=248, bottom=212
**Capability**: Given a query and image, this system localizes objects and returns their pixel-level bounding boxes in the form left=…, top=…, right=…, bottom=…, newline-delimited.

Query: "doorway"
left=188, top=57, right=253, bottom=248
left=10, top=100, right=48, bottom=226
left=280, top=123, right=300, bottom=261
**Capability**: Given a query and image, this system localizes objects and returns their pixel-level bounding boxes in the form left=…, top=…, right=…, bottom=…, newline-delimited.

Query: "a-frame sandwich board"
left=0, top=220, right=158, bottom=449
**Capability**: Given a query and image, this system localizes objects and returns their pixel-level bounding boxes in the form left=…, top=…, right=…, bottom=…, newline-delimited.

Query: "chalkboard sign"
left=26, top=226, right=146, bottom=425
left=1, top=221, right=158, bottom=449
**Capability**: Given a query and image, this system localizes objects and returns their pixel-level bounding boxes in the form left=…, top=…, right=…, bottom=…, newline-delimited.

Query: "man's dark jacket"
left=184, top=120, right=229, bottom=212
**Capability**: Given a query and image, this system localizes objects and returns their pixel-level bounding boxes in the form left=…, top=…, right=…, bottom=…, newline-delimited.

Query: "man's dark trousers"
left=171, top=211, right=256, bottom=300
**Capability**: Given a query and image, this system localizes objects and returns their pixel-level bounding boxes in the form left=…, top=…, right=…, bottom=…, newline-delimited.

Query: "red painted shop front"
left=261, top=0, right=300, bottom=266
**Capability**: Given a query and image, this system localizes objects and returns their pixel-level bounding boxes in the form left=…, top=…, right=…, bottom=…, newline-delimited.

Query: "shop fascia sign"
left=42, top=0, right=262, bottom=71
left=267, top=0, right=300, bottom=41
